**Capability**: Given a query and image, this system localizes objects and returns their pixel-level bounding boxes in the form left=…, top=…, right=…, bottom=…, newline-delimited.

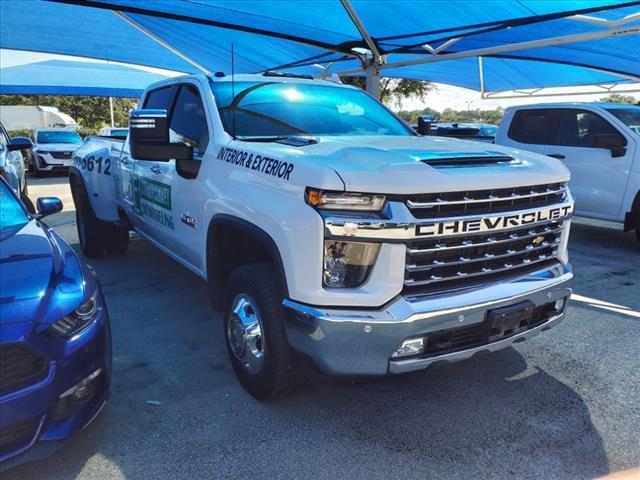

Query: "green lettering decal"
left=132, top=174, right=174, bottom=229
left=138, top=177, right=172, bottom=209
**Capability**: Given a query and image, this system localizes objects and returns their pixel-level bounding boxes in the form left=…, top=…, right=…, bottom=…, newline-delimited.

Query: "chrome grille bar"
left=406, top=240, right=561, bottom=272
left=407, top=224, right=564, bottom=254
left=407, top=187, right=566, bottom=209
left=404, top=253, right=557, bottom=287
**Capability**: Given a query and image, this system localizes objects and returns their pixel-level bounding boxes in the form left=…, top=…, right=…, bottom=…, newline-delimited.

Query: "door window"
left=556, top=109, right=624, bottom=147
left=507, top=109, right=554, bottom=144
left=169, top=85, right=209, bottom=155
left=143, top=86, right=175, bottom=110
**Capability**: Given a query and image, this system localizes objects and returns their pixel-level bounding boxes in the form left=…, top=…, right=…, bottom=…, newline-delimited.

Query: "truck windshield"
left=0, top=181, right=29, bottom=239
left=606, top=107, right=640, bottom=134
left=37, top=131, right=82, bottom=144
left=211, top=81, right=412, bottom=139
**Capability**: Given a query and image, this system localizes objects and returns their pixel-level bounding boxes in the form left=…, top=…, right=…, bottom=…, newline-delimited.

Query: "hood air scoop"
left=417, top=152, right=516, bottom=168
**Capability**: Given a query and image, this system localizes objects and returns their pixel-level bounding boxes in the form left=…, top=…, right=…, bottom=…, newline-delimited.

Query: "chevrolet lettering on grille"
left=416, top=204, right=573, bottom=237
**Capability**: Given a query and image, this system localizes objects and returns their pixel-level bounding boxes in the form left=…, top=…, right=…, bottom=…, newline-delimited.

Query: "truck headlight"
left=49, top=291, right=100, bottom=337
left=323, top=240, right=379, bottom=288
left=307, top=188, right=386, bottom=212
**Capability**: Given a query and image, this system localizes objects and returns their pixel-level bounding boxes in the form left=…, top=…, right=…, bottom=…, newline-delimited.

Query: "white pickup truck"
left=495, top=103, right=640, bottom=243
left=70, top=73, right=574, bottom=399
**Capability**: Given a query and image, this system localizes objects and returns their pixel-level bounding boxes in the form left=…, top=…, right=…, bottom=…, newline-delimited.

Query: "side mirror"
left=129, top=109, right=193, bottom=161
left=8, top=136, right=33, bottom=152
left=594, top=133, right=627, bottom=158
left=36, top=197, right=63, bottom=218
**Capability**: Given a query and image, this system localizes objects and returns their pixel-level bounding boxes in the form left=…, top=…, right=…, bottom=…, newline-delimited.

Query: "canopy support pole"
left=365, top=65, right=381, bottom=98
left=341, top=0, right=385, bottom=98
left=113, top=11, right=211, bottom=74
left=478, top=57, right=485, bottom=98
left=109, top=96, right=115, bottom=127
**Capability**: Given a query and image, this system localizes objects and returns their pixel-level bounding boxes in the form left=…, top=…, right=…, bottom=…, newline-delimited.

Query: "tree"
left=0, top=94, right=137, bottom=129
left=341, top=77, right=433, bottom=107
left=599, top=93, right=638, bottom=104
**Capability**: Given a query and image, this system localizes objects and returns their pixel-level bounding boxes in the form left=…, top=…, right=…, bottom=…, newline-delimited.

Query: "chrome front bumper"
left=283, top=263, right=573, bottom=376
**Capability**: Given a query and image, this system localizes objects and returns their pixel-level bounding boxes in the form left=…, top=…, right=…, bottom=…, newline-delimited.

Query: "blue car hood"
left=0, top=220, right=86, bottom=326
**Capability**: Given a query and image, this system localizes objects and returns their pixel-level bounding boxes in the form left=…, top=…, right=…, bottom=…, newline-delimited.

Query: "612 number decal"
left=75, top=155, right=111, bottom=175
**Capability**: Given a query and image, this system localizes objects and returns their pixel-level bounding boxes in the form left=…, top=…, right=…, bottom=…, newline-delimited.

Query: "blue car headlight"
left=49, top=291, right=100, bottom=337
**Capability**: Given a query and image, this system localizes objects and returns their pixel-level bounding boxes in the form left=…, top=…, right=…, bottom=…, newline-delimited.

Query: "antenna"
left=231, top=43, right=237, bottom=140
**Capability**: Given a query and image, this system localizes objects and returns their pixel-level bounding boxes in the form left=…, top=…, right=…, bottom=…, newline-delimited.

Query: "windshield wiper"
left=238, top=136, right=318, bottom=146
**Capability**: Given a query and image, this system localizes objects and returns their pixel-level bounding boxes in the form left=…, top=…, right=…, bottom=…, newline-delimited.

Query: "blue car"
left=0, top=177, right=111, bottom=470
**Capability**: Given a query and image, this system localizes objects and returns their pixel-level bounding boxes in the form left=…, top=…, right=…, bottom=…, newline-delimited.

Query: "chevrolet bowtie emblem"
left=532, top=235, right=545, bottom=245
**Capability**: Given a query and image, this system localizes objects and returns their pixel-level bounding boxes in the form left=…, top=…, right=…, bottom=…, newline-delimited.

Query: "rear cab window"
left=507, top=109, right=555, bottom=145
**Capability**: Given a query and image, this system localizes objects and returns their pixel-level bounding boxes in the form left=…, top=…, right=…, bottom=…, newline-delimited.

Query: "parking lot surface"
left=6, top=176, right=640, bottom=480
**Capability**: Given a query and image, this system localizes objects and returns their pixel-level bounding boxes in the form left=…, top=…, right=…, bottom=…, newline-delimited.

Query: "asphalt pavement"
left=5, top=176, right=640, bottom=480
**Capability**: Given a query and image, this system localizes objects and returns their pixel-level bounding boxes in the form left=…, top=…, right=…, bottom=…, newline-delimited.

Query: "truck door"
left=126, top=85, right=177, bottom=238
left=546, top=108, right=634, bottom=219
left=149, top=83, right=211, bottom=270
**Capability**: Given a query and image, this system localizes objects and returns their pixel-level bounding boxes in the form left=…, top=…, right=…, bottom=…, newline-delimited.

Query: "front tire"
left=106, top=224, right=130, bottom=254
left=75, top=189, right=107, bottom=257
left=223, top=263, right=296, bottom=400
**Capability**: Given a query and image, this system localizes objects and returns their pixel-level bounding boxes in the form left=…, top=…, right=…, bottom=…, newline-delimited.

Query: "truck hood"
left=0, top=220, right=85, bottom=326
left=244, top=135, right=571, bottom=194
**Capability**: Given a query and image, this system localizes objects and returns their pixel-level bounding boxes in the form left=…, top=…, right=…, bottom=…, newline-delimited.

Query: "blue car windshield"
left=37, top=131, right=82, bottom=144
left=211, top=81, right=412, bottom=139
left=0, top=181, right=29, bottom=237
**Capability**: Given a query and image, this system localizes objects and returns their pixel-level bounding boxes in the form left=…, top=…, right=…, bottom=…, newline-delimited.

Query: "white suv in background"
left=496, top=103, right=640, bottom=242
left=30, top=127, right=83, bottom=176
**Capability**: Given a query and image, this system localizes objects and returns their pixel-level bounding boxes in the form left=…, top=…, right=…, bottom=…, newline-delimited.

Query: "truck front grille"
left=402, top=183, right=569, bottom=297
left=405, top=182, right=566, bottom=219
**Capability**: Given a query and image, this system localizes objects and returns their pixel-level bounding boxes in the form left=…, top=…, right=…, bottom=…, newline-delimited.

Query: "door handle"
left=120, top=157, right=130, bottom=165
left=149, top=166, right=164, bottom=174
left=548, top=154, right=566, bottom=160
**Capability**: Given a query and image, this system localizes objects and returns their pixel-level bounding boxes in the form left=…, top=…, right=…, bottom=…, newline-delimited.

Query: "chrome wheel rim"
left=227, top=294, right=265, bottom=375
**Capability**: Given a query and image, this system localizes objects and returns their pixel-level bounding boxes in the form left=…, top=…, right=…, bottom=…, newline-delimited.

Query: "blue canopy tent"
left=1, top=0, right=639, bottom=97
left=0, top=60, right=172, bottom=97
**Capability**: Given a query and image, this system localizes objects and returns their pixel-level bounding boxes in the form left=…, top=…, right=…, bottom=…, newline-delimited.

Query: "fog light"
left=392, top=337, right=425, bottom=358
left=61, top=368, right=102, bottom=400
left=52, top=369, right=103, bottom=420
left=72, top=384, right=94, bottom=401
left=554, top=297, right=567, bottom=312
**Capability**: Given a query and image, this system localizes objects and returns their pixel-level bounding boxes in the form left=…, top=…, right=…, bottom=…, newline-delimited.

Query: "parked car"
left=0, top=121, right=33, bottom=211
left=29, top=128, right=83, bottom=176
left=432, top=123, right=498, bottom=142
left=70, top=73, right=573, bottom=400
left=97, top=127, right=128, bottom=139
left=0, top=177, right=111, bottom=470
left=496, top=103, right=640, bottom=242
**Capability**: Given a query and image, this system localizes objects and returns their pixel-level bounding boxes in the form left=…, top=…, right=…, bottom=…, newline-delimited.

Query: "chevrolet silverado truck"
left=69, top=73, right=574, bottom=400
left=496, top=103, right=640, bottom=243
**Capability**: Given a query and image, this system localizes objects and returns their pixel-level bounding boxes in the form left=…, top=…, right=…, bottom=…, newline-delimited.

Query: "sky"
left=2, top=49, right=639, bottom=112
